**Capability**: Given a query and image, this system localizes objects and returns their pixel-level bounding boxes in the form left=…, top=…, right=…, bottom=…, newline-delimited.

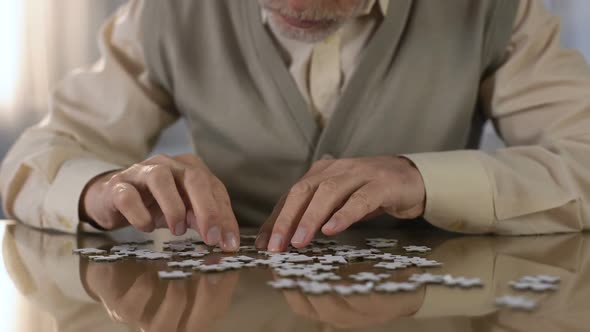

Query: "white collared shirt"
left=262, top=0, right=390, bottom=124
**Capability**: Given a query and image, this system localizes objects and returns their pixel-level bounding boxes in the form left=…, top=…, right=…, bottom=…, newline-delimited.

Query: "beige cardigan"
left=3, top=0, right=590, bottom=235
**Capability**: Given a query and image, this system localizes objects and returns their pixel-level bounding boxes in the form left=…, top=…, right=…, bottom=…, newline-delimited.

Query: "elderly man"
left=2, top=0, right=590, bottom=252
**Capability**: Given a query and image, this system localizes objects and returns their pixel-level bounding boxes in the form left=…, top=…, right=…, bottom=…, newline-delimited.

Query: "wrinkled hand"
left=256, top=156, right=426, bottom=251
left=81, top=154, right=240, bottom=251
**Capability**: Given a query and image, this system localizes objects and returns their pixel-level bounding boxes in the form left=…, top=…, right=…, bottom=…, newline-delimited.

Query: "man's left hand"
left=255, top=156, right=426, bottom=252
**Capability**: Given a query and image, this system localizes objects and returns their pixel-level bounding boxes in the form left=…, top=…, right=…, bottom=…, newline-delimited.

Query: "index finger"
left=264, top=158, right=337, bottom=252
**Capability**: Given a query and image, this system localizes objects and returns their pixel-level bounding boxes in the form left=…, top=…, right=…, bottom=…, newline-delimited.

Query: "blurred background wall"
left=0, top=0, right=589, bottom=218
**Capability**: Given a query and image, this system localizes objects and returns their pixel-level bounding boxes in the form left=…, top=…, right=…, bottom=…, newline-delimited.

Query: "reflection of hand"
left=283, top=290, right=425, bottom=329
left=277, top=265, right=426, bottom=329
left=255, top=157, right=425, bottom=252
left=84, top=261, right=239, bottom=332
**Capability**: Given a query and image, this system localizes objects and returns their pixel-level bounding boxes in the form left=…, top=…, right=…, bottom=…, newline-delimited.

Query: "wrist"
left=396, top=157, right=427, bottom=218
left=79, top=171, right=117, bottom=227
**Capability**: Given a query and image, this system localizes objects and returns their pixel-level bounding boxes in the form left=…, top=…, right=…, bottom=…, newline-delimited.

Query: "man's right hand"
left=80, top=154, right=240, bottom=251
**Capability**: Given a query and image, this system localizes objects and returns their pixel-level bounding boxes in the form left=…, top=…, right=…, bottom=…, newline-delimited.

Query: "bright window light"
left=0, top=0, right=23, bottom=107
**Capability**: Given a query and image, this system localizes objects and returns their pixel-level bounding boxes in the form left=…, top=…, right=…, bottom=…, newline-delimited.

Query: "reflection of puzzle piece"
left=73, top=248, right=107, bottom=255
left=528, top=275, right=560, bottom=284
left=518, top=275, right=560, bottom=284
left=349, top=272, right=390, bottom=282
left=88, top=254, right=126, bottom=262
left=136, top=252, right=172, bottom=260
left=168, top=259, right=204, bottom=268
left=333, top=282, right=374, bottom=296
left=158, top=270, right=192, bottom=280
left=286, top=255, right=315, bottom=263
left=443, top=276, right=484, bottom=288
left=403, top=246, right=431, bottom=253
left=298, top=281, right=333, bottom=295
left=304, top=263, right=339, bottom=272
left=268, top=278, right=298, bottom=289
left=275, top=267, right=315, bottom=278
left=197, top=264, right=231, bottom=273
left=495, top=295, right=537, bottom=311
left=176, top=250, right=209, bottom=258
left=409, top=273, right=446, bottom=284
left=374, top=262, right=410, bottom=270
left=375, top=282, right=419, bottom=293
left=304, top=272, right=341, bottom=282
left=413, top=259, right=443, bottom=268
left=509, top=281, right=558, bottom=292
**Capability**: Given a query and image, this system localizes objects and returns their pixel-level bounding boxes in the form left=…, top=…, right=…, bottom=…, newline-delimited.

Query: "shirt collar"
left=261, top=0, right=389, bottom=24
left=363, top=0, right=390, bottom=16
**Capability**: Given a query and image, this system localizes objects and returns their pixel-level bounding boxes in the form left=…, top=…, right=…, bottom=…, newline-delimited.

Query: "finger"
left=321, top=182, right=384, bottom=236
left=266, top=159, right=336, bottom=252
left=183, top=169, right=222, bottom=246
left=211, top=183, right=240, bottom=252
left=186, top=209, right=198, bottom=231
left=112, top=182, right=153, bottom=232
left=267, top=180, right=316, bottom=252
left=142, top=165, right=187, bottom=235
left=173, top=154, right=204, bottom=168
left=255, top=195, right=286, bottom=249
left=291, top=175, right=365, bottom=248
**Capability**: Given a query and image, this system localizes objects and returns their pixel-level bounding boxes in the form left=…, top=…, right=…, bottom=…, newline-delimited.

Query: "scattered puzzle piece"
left=73, top=248, right=107, bottom=255
left=349, top=272, right=391, bottom=282
left=403, top=246, right=432, bottom=253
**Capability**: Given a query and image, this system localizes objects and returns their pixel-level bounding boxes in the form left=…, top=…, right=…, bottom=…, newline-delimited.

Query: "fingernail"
left=323, top=219, right=338, bottom=232
left=268, top=234, right=283, bottom=252
left=291, top=227, right=307, bottom=244
left=175, top=223, right=186, bottom=236
left=206, top=226, right=221, bottom=244
left=255, top=233, right=269, bottom=249
left=222, top=232, right=238, bottom=251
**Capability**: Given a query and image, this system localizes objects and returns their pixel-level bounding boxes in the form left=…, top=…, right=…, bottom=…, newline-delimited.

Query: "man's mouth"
left=274, top=11, right=334, bottom=29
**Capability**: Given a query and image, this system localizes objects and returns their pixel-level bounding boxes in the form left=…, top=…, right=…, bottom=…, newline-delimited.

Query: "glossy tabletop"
left=0, top=220, right=589, bottom=332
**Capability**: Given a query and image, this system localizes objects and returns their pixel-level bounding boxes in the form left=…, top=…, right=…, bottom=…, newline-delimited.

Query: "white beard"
left=266, top=11, right=344, bottom=43
left=258, top=0, right=370, bottom=43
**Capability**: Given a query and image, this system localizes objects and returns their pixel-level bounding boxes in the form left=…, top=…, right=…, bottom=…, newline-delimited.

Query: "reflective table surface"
left=1, top=219, right=589, bottom=332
